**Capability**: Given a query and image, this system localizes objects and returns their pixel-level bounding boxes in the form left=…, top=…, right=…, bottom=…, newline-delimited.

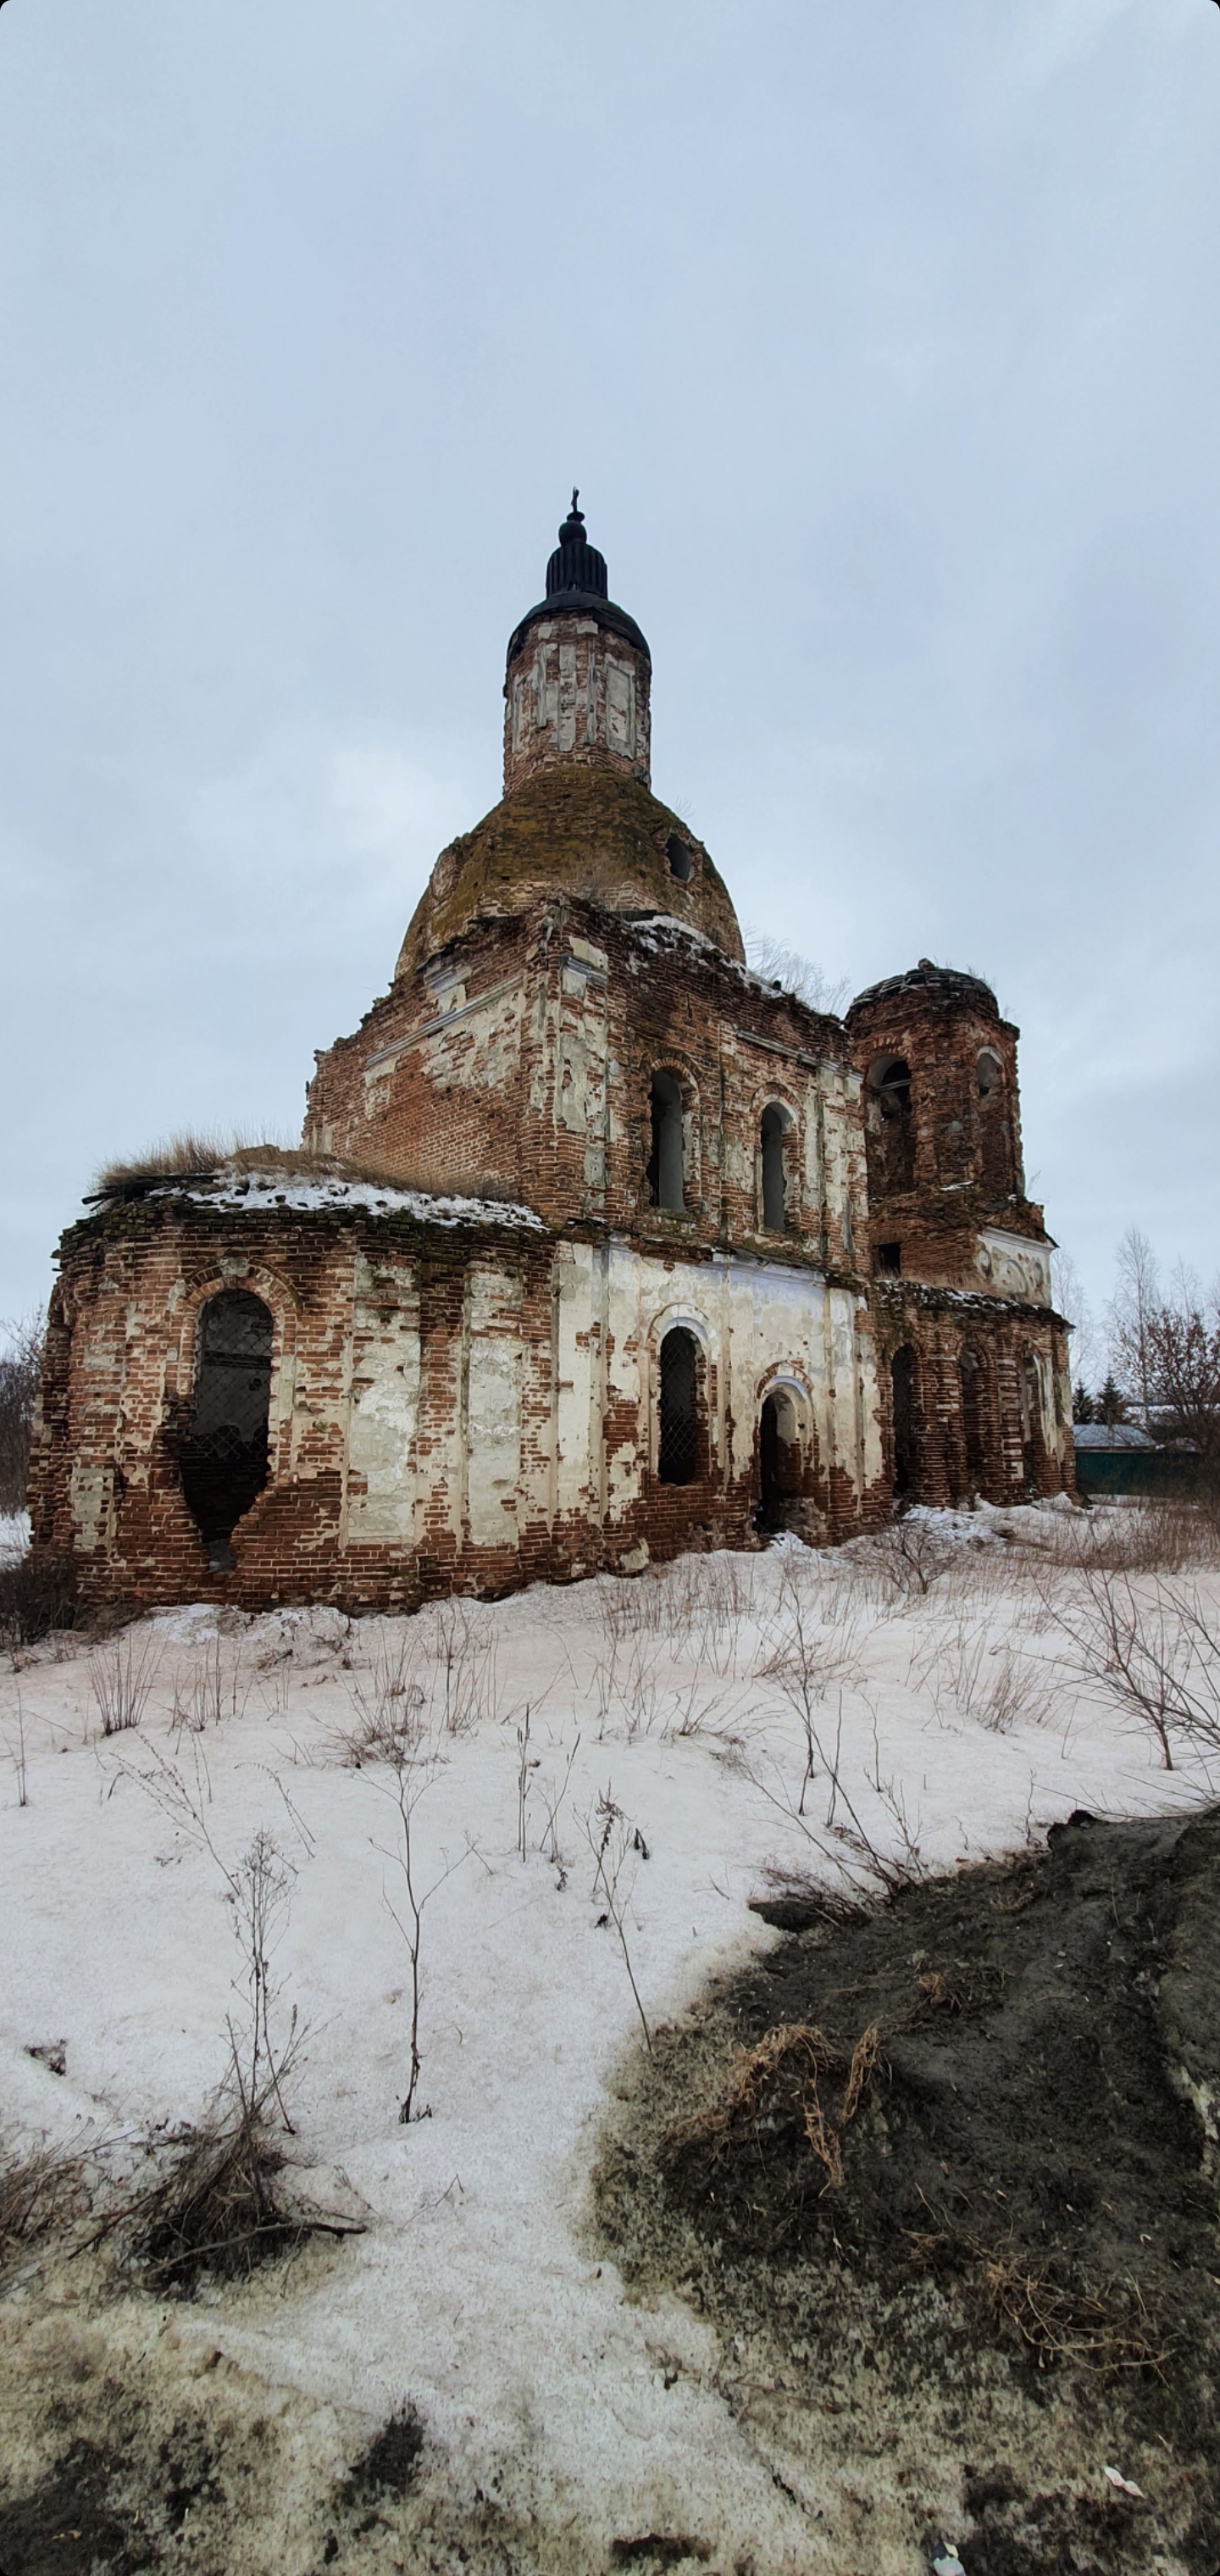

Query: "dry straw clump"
left=664, top=2018, right=880, bottom=2193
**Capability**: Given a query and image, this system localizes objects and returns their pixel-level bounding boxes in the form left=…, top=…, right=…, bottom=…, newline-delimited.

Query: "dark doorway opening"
left=891, top=1344, right=917, bottom=1498
left=180, top=1291, right=273, bottom=1567
left=646, top=1073, right=685, bottom=1212
left=658, top=1327, right=700, bottom=1485
left=757, top=1388, right=803, bottom=1532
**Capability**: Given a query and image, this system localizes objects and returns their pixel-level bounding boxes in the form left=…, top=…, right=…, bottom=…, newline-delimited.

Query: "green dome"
left=396, top=764, right=745, bottom=979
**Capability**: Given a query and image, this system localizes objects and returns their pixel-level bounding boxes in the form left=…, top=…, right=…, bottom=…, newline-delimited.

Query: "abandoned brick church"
left=30, top=501, right=1074, bottom=1612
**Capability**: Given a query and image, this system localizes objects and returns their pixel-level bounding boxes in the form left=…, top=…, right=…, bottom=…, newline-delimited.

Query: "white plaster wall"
left=465, top=1266, right=523, bottom=1548
left=346, top=1253, right=420, bottom=1543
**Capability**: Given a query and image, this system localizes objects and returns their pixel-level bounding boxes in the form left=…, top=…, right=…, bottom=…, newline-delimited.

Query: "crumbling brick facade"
left=30, top=502, right=1073, bottom=1613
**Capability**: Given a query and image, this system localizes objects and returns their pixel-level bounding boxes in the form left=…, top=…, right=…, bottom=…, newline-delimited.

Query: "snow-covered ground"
left=3, top=1507, right=1216, bottom=2568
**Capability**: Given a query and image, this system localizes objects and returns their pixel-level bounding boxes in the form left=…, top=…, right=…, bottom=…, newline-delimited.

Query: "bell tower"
left=502, top=493, right=652, bottom=794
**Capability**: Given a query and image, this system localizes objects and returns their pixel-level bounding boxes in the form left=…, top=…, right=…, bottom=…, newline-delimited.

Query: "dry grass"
left=663, top=2018, right=880, bottom=2192
left=0, top=2142, right=87, bottom=2273
left=92, top=1135, right=529, bottom=1202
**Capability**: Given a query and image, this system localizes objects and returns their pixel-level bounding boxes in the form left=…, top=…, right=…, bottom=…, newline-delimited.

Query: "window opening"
left=658, top=1327, right=700, bottom=1485
left=891, top=1344, right=917, bottom=1498
left=1018, top=1348, right=1047, bottom=1494
left=875, top=1241, right=901, bottom=1274
left=960, top=1347, right=987, bottom=1488
left=180, top=1290, right=273, bottom=1568
left=646, top=1071, right=685, bottom=1212
left=760, top=1103, right=788, bottom=1231
left=868, top=1057, right=915, bottom=1192
left=977, top=1051, right=1012, bottom=1191
left=666, top=834, right=692, bottom=884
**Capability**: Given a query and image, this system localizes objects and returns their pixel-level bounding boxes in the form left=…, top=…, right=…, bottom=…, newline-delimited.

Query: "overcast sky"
left=2, top=0, right=1217, bottom=1353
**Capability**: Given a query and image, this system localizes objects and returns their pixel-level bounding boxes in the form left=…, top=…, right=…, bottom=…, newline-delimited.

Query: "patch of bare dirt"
left=595, top=1810, right=1220, bottom=2575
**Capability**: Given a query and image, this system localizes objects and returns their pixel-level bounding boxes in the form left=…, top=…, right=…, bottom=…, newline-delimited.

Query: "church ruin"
left=29, top=500, right=1074, bottom=1613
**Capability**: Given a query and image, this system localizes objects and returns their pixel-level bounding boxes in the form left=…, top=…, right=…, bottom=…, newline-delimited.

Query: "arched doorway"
left=657, top=1326, right=700, bottom=1485
left=891, top=1344, right=917, bottom=1498
left=757, top=1385, right=804, bottom=1531
left=180, top=1290, right=274, bottom=1565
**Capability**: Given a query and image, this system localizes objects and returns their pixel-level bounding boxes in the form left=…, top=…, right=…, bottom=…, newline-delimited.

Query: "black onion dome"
left=506, top=493, right=651, bottom=668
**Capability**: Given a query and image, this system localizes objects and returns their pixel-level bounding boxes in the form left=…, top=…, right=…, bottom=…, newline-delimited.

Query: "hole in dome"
left=666, top=836, right=693, bottom=885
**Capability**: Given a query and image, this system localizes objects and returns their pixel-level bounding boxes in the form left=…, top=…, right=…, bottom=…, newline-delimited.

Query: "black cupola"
left=545, top=494, right=609, bottom=601
left=506, top=491, right=651, bottom=669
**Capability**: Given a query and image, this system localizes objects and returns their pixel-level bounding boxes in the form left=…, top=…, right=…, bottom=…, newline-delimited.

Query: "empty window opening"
left=868, top=1057, right=915, bottom=1193
left=891, top=1344, right=917, bottom=1498
left=1019, top=1350, right=1042, bottom=1465
left=760, top=1103, right=789, bottom=1231
left=646, top=1071, right=685, bottom=1212
left=978, top=1049, right=1013, bottom=1194
left=960, top=1347, right=988, bottom=1489
left=180, top=1290, right=273, bottom=1568
left=666, top=834, right=693, bottom=884
left=875, top=1240, right=901, bottom=1275
left=658, top=1326, right=700, bottom=1485
left=757, top=1387, right=804, bottom=1533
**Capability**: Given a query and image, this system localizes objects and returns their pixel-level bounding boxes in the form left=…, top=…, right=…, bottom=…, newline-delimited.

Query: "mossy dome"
left=396, top=765, right=745, bottom=979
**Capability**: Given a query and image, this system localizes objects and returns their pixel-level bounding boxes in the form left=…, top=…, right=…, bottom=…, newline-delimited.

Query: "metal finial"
left=571, top=486, right=580, bottom=514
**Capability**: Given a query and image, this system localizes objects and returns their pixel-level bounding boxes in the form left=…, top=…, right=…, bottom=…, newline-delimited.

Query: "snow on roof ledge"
left=93, top=1165, right=546, bottom=1231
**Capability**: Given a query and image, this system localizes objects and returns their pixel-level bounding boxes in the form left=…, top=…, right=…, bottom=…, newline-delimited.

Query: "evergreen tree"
left=1072, top=1381, right=1095, bottom=1424
left=1095, top=1374, right=1130, bottom=1428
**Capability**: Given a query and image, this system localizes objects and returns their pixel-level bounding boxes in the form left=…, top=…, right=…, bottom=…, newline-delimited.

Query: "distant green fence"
left=1074, top=1449, right=1199, bottom=1498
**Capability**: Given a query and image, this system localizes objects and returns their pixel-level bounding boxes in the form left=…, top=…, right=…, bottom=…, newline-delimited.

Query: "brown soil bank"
left=595, top=1809, right=1220, bottom=2576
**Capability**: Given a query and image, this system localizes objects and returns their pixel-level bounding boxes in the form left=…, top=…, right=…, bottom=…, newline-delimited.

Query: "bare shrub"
left=89, top=1629, right=162, bottom=1736
left=1042, top=1567, right=1220, bottom=1770
left=336, top=1627, right=429, bottom=1767
left=0, top=1550, right=80, bottom=1652
left=171, top=1631, right=249, bottom=1736
left=1056, top=1499, right=1220, bottom=1578
left=581, top=1785, right=652, bottom=2053
left=911, top=1613, right=1056, bottom=1734
left=430, top=1597, right=497, bottom=1735
left=369, top=1732, right=478, bottom=2124
left=116, top=1742, right=304, bottom=2126
left=117, top=2041, right=366, bottom=2296
left=759, top=1568, right=862, bottom=1812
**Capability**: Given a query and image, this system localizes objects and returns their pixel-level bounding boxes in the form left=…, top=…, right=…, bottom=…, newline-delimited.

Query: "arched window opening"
left=891, top=1344, right=917, bottom=1499
left=646, top=1071, right=685, bottom=1212
left=666, top=834, right=693, bottom=885
left=180, top=1290, right=273, bottom=1568
left=1018, top=1348, right=1046, bottom=1493
left=960, top=1347, right=988, bottom=1490
left=658, top=1326, right=700, bottom=1485
left=868, top=1057, right=915, bottom=1193
left=757, top=1386, right=804, bottom=1532
left=977, top=1050, right=1013, bottom=1193
left=760, top=1102, right=789, bottom=1231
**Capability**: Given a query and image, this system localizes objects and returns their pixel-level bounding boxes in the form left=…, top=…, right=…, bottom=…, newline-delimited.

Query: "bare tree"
left=1142, top=1279, right=1220, bottom=1483
left=1107, top=1226, right=1161, bottom=1426
left=0, top=1317, right=43, bottom=1515
left=1051, top=1247, right=1096, bottom=1392
left=743, top=932, right=849, bottom=1018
